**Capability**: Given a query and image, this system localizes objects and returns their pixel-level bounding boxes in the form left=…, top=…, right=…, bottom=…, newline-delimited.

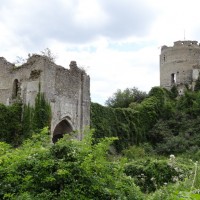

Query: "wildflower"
left=150, top=177, right=155, bottom=181
left=174, top=167, right=179, bottom=172
left=172, top=176, right=178, bottom=182
left=170, top=154, right=175, bottom=159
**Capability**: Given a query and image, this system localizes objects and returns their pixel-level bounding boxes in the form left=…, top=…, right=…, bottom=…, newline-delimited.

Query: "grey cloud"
left=0, top=0, right=157, bottom=49
left=101, top=0, right=156, bottom=38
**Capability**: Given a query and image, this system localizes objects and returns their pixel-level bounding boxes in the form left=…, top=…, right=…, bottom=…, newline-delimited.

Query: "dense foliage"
left=0, top=91, right=51, bottom=146
left=105, top=87, right=147, bottom=108
left=0, top=103, right=22, bottom=146
left=2, top=85, right=200, bottom=199
left=0, top=128, right=143, bottom=200
left=92, top=86, right=200, bottom=158
left=91, top=87, right=172, bottom=152
left=22, top=91, right=51, bottom=138
left=149, top=90, right=200, bottom=155
left=1, top=128, right=200, bottom=199
left=91, top=103, right=140, bottom=152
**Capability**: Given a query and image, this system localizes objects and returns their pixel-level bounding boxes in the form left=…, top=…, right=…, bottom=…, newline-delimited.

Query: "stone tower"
left=0, top=55, right=90, bottom=142
left=160, top=40, right=200, bottom=94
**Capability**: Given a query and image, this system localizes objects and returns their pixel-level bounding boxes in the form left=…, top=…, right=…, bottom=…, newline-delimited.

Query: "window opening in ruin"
left=163, top=55, right=165, bottom=62
left=171, top=73, right=176, bottom=84
left=12, top=79, right=19, bottom=98
left=52, top=119, right=73, bottom=143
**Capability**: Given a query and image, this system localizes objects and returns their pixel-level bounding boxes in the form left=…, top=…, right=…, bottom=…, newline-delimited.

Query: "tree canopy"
left=105, top=87, right=147, bottom=108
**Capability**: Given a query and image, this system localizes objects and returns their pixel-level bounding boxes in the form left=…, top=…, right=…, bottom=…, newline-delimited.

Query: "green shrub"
left=0, top=103, right=22, bottom=146
left=122, top=145, right=146, bottom=160
left=91, top=86, right=177, bottom=152
left=0, top=128, right=144, bottom=200
left=148, top=161, right=200, bottom=200
left=124, top=156, right=191, bottom=193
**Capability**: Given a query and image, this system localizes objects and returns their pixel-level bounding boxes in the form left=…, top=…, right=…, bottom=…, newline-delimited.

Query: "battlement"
left=161, top=40, right=200, bottom=53
left=160, top=40, right=200, bottom=93
left=174, top=40, right=199, bottom=47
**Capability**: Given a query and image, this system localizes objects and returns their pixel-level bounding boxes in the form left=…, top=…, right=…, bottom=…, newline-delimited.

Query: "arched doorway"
left=12, top=79, right=19, bottom=99
left=52, top=120, right=73, bottom=143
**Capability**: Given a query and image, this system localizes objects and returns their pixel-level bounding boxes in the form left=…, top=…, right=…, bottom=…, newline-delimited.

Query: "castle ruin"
left=160, top=40, right=200, bottom=94
left=0, top=55, right=90, bottom=142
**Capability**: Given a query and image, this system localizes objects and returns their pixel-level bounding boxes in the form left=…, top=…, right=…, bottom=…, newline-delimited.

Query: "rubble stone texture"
left=160, top=40, right=200, bottom=94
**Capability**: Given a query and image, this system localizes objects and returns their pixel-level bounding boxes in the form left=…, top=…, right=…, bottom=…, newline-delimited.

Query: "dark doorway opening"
left=52, top=120, right=73, bottom=143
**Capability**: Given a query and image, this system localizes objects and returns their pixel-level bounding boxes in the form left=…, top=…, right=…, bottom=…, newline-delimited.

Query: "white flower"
left=170, top=154, right=175, bottom=159
left=151, top=177, right=155, bottom=181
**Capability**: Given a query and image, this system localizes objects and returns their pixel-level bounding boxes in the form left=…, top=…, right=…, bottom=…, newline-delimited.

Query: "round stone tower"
left=160, top=40, right=200, bottom=93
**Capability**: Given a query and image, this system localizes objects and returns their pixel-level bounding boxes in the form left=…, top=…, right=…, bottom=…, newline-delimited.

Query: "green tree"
left=32, top=91, right=51, bottom=131
left=105, top=87, right=147, bottom=108
left=0, top=103, right=22, bottom=146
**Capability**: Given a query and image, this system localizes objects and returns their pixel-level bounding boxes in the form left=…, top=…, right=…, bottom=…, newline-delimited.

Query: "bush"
left=124, top=156, right=191, bottom=193
left=0, top=103, right=22, bottom=146
left=0, top=128, right=144, bottom=199
left=122, top=145, right=146, bottom=160
left=148, top=161, right=200, bottom=200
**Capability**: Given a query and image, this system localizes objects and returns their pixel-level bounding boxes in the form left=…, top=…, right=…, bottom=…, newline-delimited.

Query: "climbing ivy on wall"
left=91, top=103, right=142, bottom=152
left=91, top=87, right=173, bottom=152
left=0, top=103, right=22, bottom=146
left=0, top=90, right=51, bottom=146
left=22, top=91, right=51, bottom=138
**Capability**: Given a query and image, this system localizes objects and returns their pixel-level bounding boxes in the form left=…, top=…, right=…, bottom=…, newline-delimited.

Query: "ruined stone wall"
left=11, top=55, right=47, bottom=105
left=0, top=57, right=15, bottom=104
left=0, top=55, right=90, bottom=141
left=160, top=40, right=200, bottom=91
left=51, top=61, right=90, bottom=140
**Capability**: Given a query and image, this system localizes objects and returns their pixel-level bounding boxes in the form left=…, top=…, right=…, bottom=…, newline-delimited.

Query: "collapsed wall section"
left=0, top=55, right=90, bottom=141
left=49, top=61, right=90, bottom=140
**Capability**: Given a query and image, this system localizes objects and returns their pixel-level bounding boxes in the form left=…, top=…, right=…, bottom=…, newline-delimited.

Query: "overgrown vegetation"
left=0, top=128, right=143, bottom=200
left=0, top=103, right=22, bottom=146
left=105, top=87, right=147, bottom=108
left=22, top=90, right=51, bottom=138
left=91, top=86, right=200, bottom=158
left=91, top=86, right=172, bottom=152
left=0, top=90, right=51, bottom=146
left=1, top=128, right=200, bottom=199
left=2, top=84, right=200, bottom=199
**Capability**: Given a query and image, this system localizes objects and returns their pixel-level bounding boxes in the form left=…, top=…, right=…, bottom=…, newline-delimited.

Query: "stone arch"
left=52, top=119, right=73, bottom=143
left=12, top=79, right=19, bottom=98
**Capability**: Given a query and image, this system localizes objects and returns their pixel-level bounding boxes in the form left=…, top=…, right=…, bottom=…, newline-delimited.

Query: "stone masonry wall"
left=0, top=55, right=90, bottom=141
left=160, top=40, right=200, bottom=91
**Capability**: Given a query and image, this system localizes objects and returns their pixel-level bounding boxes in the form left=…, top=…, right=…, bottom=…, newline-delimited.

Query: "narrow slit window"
left=12, top=79, right=19, bottom=98
left=171, top=73, right=176, bottom=84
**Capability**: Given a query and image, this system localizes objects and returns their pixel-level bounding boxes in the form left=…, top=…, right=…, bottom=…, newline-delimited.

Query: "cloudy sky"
left=1, top=0, right=200, bottom=104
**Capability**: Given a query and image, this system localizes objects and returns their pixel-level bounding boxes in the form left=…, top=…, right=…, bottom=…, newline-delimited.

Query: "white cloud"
left=1, top=0, right=200, bottom=104
left=74, top=0, right=108, bottom=28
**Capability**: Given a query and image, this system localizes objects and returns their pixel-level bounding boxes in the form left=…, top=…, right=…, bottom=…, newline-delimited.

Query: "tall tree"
left=105, top=87, right=147, bottom=108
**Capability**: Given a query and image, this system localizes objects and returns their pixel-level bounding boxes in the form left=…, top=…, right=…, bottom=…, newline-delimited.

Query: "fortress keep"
left=0, top=55, right=90, bottom=142
left=160, top=40, right=200, bottom=93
